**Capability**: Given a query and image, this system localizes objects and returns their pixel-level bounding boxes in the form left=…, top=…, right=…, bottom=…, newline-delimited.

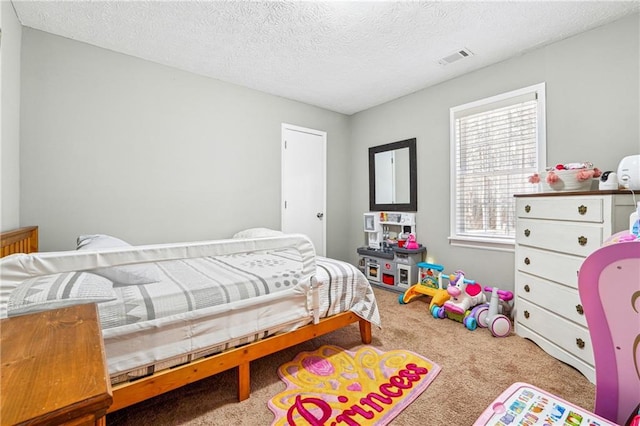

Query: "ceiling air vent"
left=438, top=48, right=474, bottom=66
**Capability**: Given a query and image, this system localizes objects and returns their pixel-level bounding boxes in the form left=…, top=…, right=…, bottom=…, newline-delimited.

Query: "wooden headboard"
left=1, top=226, right=39, bottom=258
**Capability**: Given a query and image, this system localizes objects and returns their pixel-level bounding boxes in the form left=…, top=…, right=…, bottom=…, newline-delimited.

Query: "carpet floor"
left=107, top=287, right=595, bottom=425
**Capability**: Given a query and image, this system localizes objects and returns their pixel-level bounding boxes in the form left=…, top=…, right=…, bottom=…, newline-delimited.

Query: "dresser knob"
left=524, top=229, right=530, bottom=237
left=576, top=338, right=585, bottom=349
left=578, top=205, right=587, bottom=215
left=525, top=205, right=531, bottom=213
left=524, top=310, right=530, bottom=319
left=576, top=304, right=584, bottom=315
left=524, top=284, right=530, bottom=292
left=524, top=257, right=530, bottom=265
left=578, top=236, right=587, bottom=246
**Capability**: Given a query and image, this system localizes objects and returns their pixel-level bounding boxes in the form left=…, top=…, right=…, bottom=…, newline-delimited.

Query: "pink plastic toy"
left=471, top=286, right=513, bottom=338
left=442, top=271, right=486, bottom=315
left=431, top=270, right=487, bottom=330
left=405, top=233, right=419, bottom=250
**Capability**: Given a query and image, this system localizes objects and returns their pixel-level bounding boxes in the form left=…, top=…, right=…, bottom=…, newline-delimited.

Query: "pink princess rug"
left=268, top=345, right=441, bottom=426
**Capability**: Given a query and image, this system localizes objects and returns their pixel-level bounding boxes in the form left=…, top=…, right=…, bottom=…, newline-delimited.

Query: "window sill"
left=448, top=236, right=515, bottom=252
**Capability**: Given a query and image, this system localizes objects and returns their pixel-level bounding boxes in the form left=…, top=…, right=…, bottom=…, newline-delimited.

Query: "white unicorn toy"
left=442, top=270, right=486, bottom=315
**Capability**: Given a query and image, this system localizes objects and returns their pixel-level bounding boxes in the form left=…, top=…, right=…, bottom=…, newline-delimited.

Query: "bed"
left=0, top=226, right=380, bottom=414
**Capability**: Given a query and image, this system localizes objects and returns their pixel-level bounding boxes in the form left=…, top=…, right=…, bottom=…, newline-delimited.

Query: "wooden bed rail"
left=1, top=226, right=38, bottom=257
left=109, top=312, right=372, bottom=413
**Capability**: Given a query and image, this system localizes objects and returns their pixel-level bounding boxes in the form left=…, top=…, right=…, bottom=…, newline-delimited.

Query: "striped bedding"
left=98, top=250, right=380, bottom=331
left=103, top=250, right=380, bottom=382
left=98, top=250, right=307, bottom=330
left=0, top=234, right=380, bottom=383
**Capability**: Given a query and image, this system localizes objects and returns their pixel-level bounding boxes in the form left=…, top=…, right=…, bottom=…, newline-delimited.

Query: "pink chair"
left=475, top=237, right=640, bottom=425
left=579, top=238, right=640, bottom=425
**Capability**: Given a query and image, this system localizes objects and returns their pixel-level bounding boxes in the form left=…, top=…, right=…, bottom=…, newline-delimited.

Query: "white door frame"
left=281, top=123, right=327, bottom=256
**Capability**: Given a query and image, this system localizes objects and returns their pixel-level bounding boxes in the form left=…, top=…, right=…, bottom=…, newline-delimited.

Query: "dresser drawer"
left=516, top=219, right=603, bottom=256
left=517, top=197, right=603, bottom=222
left=516, top=299, right=593, bottom=365
left=515, top=325, right=595, bottom=383
left=515, top=246, right=583, bottom=288
left=515, top=272, right=587, bottom=327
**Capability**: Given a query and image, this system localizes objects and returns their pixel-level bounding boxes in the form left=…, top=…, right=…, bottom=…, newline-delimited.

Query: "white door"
left=281, top=124, right=326, bottom=256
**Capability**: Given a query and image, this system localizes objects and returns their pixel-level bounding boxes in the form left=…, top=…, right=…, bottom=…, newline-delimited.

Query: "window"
left=449, top=83, right=546, bottom=250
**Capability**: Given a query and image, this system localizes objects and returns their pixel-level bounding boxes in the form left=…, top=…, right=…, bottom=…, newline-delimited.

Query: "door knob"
left=316, top=213, right=324, bottom=219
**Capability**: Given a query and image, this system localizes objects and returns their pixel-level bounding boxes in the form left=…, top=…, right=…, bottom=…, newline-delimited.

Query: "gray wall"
left=19, top=29, right=352, bottom=257
left=16, top=14, right=640, bottom=291
left=348, top=14, right=639, bottom=292
left=1, top=1, right=22, bottom=231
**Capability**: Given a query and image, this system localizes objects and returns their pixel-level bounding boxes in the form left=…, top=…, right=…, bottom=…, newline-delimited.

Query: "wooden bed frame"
left=1, top=226, right=38, bottom=256
left=0, top=226, right=373, bottom=414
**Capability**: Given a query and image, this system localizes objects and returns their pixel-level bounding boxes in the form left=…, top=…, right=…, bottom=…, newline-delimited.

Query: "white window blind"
left=450, top=83, right=546, bottom=249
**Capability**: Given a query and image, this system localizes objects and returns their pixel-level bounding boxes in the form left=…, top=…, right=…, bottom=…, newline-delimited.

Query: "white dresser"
left=514, top=191, right=635, bottom=383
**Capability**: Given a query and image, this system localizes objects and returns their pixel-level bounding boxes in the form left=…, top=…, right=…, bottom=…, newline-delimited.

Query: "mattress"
left=0, top=234, right=380, bottom=383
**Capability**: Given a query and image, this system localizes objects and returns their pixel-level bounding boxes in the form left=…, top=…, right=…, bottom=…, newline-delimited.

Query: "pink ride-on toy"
left=430, top=270, right=486, bottom=331
left=470, top=286, right=513, bottom=337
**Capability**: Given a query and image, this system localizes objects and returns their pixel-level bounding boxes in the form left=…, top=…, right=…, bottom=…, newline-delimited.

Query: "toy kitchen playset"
left=357, top=212, right=426, bottom=292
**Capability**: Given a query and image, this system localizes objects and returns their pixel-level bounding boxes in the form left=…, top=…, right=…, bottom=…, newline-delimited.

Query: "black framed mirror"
left=368, top=138, right=417, bottom=212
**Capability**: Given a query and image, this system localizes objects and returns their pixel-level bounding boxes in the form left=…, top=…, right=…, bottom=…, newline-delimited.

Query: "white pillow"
left=76, top=234, right=160, bottom=286
left=232, top=228, right=284, bottom=239
left=77, top=234, right=130, bottom=250
left=8, top=272, right=117, bottom=317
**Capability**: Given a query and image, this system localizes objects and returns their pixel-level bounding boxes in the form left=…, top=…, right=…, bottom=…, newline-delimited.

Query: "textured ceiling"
left=11, top=1, right=640, bottom=115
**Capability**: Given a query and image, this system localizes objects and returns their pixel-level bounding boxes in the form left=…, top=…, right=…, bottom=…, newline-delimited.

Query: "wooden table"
left=1, top=304, right=112, bottom=425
